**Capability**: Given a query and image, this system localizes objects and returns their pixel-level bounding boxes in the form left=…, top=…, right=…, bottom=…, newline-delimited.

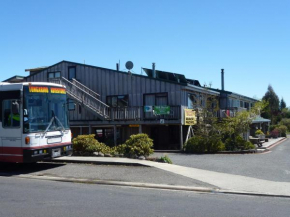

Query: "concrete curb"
left=15, top=174, right=290, bottom=199
left=266, top=137, right=288, bottom=150
left=50, top=159, right=149, bottom=167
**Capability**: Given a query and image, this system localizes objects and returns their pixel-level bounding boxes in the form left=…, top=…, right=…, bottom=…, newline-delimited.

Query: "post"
left=139, top=125, right=142, bottom=134
left=180, top=124, right=183, bottom=150
left=89, top=125, right=92, bottom=134
left=114, top=125, right=117, bottom=146
left=221, top=69, right=224, bottom=91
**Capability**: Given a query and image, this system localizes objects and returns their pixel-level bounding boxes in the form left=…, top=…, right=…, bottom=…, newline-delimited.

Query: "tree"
left=262, top=85, right=280, bottom=123
left=280, top=98, right=286, bottom=110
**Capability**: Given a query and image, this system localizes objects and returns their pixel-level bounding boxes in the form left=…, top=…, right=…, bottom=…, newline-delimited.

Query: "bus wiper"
left=54, top=116, right=65, bottom=132
left=43, top=115, right=55, bottom=136
left=43, top=110, right=65, bottom=136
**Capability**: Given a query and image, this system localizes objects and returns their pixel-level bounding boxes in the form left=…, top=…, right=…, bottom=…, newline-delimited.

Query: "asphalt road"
left=153, top=138, right=290, bottom=182
left=1, top=176, right=290, bottom=217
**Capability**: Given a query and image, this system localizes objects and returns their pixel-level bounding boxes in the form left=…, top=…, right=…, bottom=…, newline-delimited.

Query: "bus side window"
left=2, top=100, right=20, bottom=128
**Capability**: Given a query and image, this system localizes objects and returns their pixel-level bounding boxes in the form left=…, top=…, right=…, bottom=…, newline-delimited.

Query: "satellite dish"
left=125, top=61, right=134, bottom=70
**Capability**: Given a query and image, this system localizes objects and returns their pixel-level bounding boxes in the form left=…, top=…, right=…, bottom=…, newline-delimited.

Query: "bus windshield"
left=23, top=86, right=69, bottom=133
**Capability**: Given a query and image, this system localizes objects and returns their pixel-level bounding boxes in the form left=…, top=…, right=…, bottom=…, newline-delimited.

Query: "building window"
left=233, top=100, right=239, bottom=108
left=107, top=95, right=129, bottom=107
left=144, top=93, right=168, bottom=106
left=48, top=71, right=61, bottom=80
left=240, top=101, right=244, bottom=108
left=206, top=97, right=217, bottom=109
left=68, top=66, right=76, bottom=80
left=188, top=93, right=204, bottom=108
left=68, top=99, right=75, bottom=111
left=2, top=99, right=20, bottom=128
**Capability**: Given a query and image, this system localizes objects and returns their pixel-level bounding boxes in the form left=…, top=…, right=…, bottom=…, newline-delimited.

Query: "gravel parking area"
left=0, top=162, right=216, bottom=188
left=152, top=139, right=290, bottom=182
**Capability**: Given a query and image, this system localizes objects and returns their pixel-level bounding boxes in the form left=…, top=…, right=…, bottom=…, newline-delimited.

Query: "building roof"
left=252, top=116, right=271, bottom=123
left=208, top=88, right=257, bottom=102
left=25, top=67, right=49, bottom=72
left=3, top=75, right=25, bottom=83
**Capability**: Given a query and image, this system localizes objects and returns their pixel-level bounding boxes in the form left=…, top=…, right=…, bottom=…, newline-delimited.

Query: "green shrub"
left=72, top=134, right=106, bottom=155
left=184, top=136, right=206, bottom=153
left=208, top=139, right=226, bottom=152
left=159, top=155, right=172, bottom=164
left=236, top=136, right=255, bottom=150
left=124, top=133, right=154, bottom=157
left=184, top=136, right=225, bottom=153
left=115, top=144, right=128, bottom=155
left=224, top=135, right=254, bottom=151
left=224, top=137, right=235, bottom=151
left=269, top=125, right=277, bottom=132
left=73, top=134, right=154, bottom=157
left=279, top=118, right=290, bottom=131
left=244, top=141, right=255, bottom=150
left=277, top=125, right=287, bottom=137
left=255, top=129, right=264, bottom=135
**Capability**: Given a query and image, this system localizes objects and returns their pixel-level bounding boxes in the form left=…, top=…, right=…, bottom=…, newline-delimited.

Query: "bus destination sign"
left=29, top=86, right=66, bottom=94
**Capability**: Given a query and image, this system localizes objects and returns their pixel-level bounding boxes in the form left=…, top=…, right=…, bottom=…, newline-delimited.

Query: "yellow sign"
left=29, top=86, right=49, bottom=93
left=51, top=87, right=66, bottom=94
left=129, top=125, right=140, bottom=128
left=184, top=109, right=196, bottom=125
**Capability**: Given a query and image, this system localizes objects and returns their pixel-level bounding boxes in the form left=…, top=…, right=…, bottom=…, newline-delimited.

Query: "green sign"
left=154, top=106, right=170, bottom=115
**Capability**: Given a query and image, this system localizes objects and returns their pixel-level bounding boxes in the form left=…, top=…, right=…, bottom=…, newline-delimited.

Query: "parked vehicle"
left=0, top=82, right=72, bottom=163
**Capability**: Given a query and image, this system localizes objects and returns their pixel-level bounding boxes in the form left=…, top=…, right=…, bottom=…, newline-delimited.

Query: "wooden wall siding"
left=24, top=61, right=188, bottom=121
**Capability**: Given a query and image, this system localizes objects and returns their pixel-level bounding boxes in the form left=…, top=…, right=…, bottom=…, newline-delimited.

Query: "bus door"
left=1, top=99, right=22, bottom=162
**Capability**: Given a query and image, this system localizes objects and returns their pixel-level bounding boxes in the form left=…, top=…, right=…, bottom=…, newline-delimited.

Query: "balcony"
left=108, top=106, right=181, bottom=121
left=216, top=107, right=248, bottom=118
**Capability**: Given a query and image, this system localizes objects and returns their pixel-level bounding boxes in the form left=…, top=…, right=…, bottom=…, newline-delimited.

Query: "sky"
left=1, top=0, right=289, bottom=104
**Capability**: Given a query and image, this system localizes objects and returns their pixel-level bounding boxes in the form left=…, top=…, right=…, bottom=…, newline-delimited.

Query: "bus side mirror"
left=12, top=101, right=20, bottom=114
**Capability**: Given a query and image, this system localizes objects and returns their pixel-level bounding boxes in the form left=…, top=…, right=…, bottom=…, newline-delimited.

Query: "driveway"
left=153, top=138, right=290, bottom=182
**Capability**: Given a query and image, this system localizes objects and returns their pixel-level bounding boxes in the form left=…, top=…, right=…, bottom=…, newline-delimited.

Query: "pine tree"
left=262, top=85, right=280, bottom=123
left=280, top=98, right=286, bottom=110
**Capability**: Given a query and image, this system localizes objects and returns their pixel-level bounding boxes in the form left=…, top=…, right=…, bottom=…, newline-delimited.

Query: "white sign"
left=160, top=119, right=165, bottom=124
left=144, top=106, right=153, bottom=112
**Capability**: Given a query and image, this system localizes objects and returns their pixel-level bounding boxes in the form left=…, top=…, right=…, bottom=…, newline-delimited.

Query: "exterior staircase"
left=50, top=77, right=110, bottom=120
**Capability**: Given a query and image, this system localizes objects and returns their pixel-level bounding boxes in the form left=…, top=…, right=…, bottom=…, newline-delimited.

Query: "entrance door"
left=0, top=99, right=22, bottom=162
left=151, top=126, right=170, bottom=150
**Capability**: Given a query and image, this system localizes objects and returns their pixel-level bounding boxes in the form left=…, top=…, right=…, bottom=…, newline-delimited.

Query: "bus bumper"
left=23, top=144, right=73, bottom=163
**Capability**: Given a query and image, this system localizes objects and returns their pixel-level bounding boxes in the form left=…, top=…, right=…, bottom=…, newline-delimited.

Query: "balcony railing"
left=216, top=107, right=248, bottom=118
left=103, top=106, right=182, bottom=121
left=109, top=107, right=142, bottom=121
left=143, top=106, right=181, bottom=120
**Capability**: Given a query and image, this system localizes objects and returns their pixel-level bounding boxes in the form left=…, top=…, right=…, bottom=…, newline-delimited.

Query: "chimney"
left=221, top=69, right=224, bottom=91
left=116, top=63, right=119, bottom=71
left=152, top=62, right=156, bottom=78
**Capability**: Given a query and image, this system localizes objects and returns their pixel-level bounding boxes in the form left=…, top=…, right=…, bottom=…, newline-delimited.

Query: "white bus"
left=0, top=82, right=72, bottom=163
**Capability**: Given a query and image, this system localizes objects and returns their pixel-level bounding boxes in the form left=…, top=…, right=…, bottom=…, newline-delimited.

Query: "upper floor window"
left=68, top=66, right=76, bottom=80
left=68, top=99, right=75, bottom=111
left=48, top=71, right=61, bottom=80
left=188, top=93, right=204, bottom=109
left=144, top=93, right=168, bottom=106
left=240, top=101, right=244, bottom=108
left=107, top=95, right=129, bottom=107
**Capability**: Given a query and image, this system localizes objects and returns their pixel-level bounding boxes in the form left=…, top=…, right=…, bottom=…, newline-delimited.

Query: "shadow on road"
left=0, top=162, right=65, bottom=177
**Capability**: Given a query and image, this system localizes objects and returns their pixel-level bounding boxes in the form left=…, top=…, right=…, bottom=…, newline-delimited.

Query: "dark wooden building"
left=18, top=61, right=257, bottom=150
